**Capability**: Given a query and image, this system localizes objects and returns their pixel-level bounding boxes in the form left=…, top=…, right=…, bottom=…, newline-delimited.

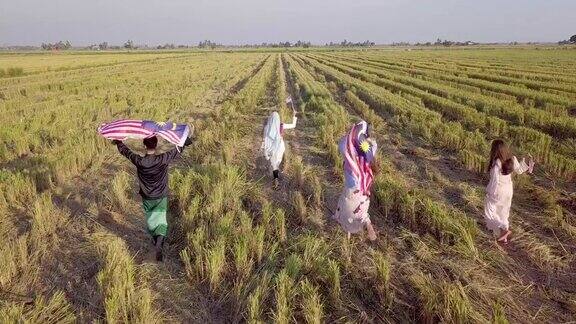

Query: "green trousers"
left=142, top=197, right=168, bottom=237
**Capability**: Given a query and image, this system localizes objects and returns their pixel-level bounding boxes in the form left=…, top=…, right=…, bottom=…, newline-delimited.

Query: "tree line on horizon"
left=34, top=39, right=375, bottom=50
left=7, top=34, right=575, bottom=51
left=40, top=40, right=72, bottom=50
left=558, top=34, right=576, bottom=45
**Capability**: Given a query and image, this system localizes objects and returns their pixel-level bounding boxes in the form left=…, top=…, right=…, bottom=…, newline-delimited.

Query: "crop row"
left=174, top=55, right=345, bottom=322
left=316, top=53, right=576, bottom=140
left=361, top=50, right=576, bottom=78
left=0, top=54, right=266, bottom=208
left=295, top=52, right=574, bottom=253
left=285, top=54, right=504, bottom=322
left=289, top=54, right=481, bottom=256
left=0, top=51, right=189, bottom=76
left=361, top=53, right=576, bottom=93
left=334, top=53, right=576, bottom=108
left=301, top=54, right=576, bottom=180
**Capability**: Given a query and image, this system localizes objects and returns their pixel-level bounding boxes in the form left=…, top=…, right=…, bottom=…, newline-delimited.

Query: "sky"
left=1, top=0, right=574, bottom=46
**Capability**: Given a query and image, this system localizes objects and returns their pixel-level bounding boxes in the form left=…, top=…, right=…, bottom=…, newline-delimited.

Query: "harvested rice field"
left=1, top=48, right=575, bottom=323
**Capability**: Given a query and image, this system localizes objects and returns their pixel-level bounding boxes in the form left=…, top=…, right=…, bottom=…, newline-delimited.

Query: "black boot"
left=272, top=170, right=280, bottom=190
left=155, top=235, right=164, bottom=262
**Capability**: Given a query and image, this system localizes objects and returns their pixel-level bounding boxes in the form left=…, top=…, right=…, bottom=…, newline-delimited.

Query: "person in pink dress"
left=333, top=120, right=378, bottom=241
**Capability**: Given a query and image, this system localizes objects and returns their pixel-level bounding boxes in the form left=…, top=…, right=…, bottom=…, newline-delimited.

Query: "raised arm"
left=116, top=141, right=141, bottom=166
left=282, top=115, right=298, bottom=130
left=160, top=136, right=193, bottom=164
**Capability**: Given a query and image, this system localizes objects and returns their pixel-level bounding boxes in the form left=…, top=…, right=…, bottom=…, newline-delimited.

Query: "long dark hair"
left=488, top=139, right=512, bottom=175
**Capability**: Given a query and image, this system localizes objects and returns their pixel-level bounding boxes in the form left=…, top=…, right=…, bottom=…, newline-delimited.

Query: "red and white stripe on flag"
left=98, top=120, right=154, bottom=140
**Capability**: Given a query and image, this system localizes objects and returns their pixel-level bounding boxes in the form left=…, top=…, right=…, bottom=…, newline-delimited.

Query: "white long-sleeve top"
left=486, top=156, right=530, bottom=200
left=282, top=116, right=297, bottom=131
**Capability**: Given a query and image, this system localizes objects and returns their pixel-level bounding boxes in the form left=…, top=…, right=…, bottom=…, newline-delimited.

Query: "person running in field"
left=112, top=135, right=192, bottom=261
left=484, top=139, right=534, bottom=244
left=333, top=120, right=378, bottom=241
left=262, top=104, right=298, bottom=189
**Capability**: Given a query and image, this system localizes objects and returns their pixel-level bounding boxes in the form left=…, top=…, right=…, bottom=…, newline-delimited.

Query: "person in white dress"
left=484, top=139, right=534, bottom=243
left=262, top=110, right=297, bottom=189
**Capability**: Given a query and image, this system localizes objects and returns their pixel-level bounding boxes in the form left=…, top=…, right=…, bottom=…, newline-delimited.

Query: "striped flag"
left=342, top=121, right=374, bottom=195
left=98, top=119, right=190, bottom=147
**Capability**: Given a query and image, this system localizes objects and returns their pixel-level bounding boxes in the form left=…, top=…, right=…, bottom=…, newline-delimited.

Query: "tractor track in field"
left=281, top=55, right=343, bottom=220
left=242, top=56, right=335, bottom=226
left=302, top=54, right=570, bottom=231
left=216, top=55, right=270, bottom=105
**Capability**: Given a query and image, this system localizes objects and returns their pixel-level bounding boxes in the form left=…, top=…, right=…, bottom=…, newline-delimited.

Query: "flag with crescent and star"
left=98, top=119, right=190, bottom=146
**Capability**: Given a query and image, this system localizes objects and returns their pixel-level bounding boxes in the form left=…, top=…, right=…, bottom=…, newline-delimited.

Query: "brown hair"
left=501, top=158, right=514, bottom=175
left=488, top=139, right=511, bottom=174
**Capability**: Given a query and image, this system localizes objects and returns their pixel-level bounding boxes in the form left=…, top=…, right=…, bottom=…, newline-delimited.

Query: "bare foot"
left=497, top=229, right=511, bottom=243
left=366, top=223, right=377, bottom=241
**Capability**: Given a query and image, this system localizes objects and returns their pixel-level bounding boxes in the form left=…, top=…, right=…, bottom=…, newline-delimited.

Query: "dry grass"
left=1, top=49, right=574, bottom=323
left=410, top=270, right=477, bottom=323
left=110, top=170, right=131, bottom=210
left=0, top=291, right=76, bottom=323
left=94, top=232, right=160, bottom=323
left=292, top=190, right=308, bottom=223
left=273, top=270, right=296, bottom=324
left=299, top=279, right=324, bottom=324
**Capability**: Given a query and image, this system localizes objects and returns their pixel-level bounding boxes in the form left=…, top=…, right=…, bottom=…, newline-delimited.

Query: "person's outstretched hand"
left=528, top=155, right=535, bottom=174
left=111, top=140, right=121, bottom=145
left=366, top=137, right=377, bottom=147
left=184, top=136, right=193, bottom=147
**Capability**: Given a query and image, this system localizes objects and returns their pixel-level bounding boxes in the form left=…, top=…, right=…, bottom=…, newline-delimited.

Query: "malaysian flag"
left=342, top=121, right=374, bottom=195
left=98, top=119, right=190, bottom=147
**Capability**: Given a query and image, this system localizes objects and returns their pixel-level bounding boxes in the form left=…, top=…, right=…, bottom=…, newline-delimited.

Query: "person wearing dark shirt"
left=112, top=135, right=192, bottom=261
